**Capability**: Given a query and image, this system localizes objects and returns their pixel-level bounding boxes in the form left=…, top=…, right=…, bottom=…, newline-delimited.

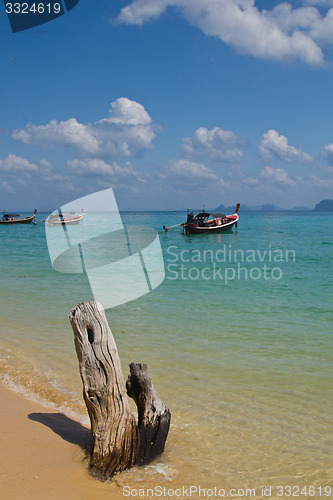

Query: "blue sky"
left=1, top=0, right=333, bottom=211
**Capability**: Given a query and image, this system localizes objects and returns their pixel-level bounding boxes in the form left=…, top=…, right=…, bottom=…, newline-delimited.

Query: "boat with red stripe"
left=163, top=204, right=240, bottom=234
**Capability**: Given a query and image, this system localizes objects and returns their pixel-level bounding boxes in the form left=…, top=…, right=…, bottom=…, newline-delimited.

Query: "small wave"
left=145, top=463, right=176, bottom=481
left=170, top=422, right=192, bottom=430
left=0, top=349, right=89, bottom=426
left=115, top=461, right=178, bottom=487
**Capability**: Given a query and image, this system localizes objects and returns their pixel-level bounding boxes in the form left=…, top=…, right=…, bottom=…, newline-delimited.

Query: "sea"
left=0, top=211, right=332, bottom=498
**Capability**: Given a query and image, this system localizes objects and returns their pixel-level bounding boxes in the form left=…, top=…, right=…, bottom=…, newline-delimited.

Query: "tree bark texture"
left=69, top=301, right=170, bottom=480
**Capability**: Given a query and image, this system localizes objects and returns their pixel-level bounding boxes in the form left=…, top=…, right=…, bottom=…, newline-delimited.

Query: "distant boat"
left=48, top=209, right=83, bottom=226
left=164, top=204, right=240, bottom=234
left=0, top=209, right=37, bottom=224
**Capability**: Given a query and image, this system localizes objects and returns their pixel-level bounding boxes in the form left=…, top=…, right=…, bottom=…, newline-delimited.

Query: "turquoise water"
left=0, top=211, right=332, bottom=494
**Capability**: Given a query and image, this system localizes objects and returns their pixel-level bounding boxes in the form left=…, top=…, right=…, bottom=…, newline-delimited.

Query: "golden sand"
left=0, top=382, right=123, bottom=500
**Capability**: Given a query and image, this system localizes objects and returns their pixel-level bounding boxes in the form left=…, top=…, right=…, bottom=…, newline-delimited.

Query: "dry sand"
left=0, top=382, right=124, bottom=500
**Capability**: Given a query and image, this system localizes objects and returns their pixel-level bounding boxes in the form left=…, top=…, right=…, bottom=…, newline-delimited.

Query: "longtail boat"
left=0, top=209, right=37, bottom=224
left=48, top=209, right=83, bottom=226
left=164, top=204, right=240, bottom=234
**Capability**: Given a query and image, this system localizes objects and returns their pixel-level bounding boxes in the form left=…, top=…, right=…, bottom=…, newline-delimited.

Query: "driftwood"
left=69, top=301, right=170, bottom=480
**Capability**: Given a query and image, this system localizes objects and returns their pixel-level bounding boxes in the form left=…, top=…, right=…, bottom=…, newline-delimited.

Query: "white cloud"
left=160, top=159, right=230, bottom=192
left=260, top=165, right=296, bottom=185
left=269, top=3, right=333, bottom=45
left=267, top=3, right=320, bottom=33
left=308, top=174, right=333, bottom=187
left=66, top=158, right=144, bottom=180
left=117, top=0, right=176, bottom=24
left=12, top=118, right=100, bottom=155
left=182, top=127, right=246, bottom=165
left=12, top=98, right=158, bottom=158
left=38, top=158, right=54, bottom=170
left=40, top=172, right=75, bottom=192
left=259, top=129, right=313, bottom=163
left=162, top=159, right=218, bottom=180
left=115, top=0, right=331, bottom=65
left=310, top=9, right=333, bottom=43
left=241, top=176, right=260, bottom=187
left=0, top=154, right=38, bottom=172
left=321, top=143, right=333, bottom=165
left=1, top=181, right=14, bottom=193
left=42, top=173, right=70, bottom=182
left=99, top=97, right=152, bottom=126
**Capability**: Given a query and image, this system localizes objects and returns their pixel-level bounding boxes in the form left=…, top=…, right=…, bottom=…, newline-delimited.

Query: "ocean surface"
left=0, top=211, right=332, bottom=497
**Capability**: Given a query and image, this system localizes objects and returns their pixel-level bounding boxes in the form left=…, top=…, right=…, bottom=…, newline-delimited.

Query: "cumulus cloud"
left=40, top=172, right=75, bottom=192
left=12, top=118, right=100, bottom=155
left=38, top=158, right=53, bottom=170
left=240, top=175, right=260, bottom=187
left=260, top=165, right=296, bottom=185
left=269, top=2, right=333, bottom=45
left=1, top=181, right=15, bottom=193
left=0, top=154, right=38, bottom=172
left=160, top=159, right=230, bottom=192
left=99, top=96, right=152, bottom=126
left=115, top=0, right=333, bottom=65
left=182, top=127, right=246, bottom=165
left=11, top=98, right=158, bottom=158
left=259, top=129, right=313, bottom=164
left=307, top=174, right=333, bottom=187
left=117, top=0, right=177, bottom=24
left=162, top=159, right=217, bottom=185
left=321, top=143, right=333, bottom=165
left=66, top=158, right=144, bottom=181
left=162, top=159, right=217, bottom=180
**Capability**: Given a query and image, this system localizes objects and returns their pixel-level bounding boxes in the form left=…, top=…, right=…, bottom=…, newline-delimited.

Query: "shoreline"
left=0, top=381, right=124, bottom=500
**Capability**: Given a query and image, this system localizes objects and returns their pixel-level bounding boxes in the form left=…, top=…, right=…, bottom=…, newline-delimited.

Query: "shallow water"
left=0, top=211, right=332, bottom=496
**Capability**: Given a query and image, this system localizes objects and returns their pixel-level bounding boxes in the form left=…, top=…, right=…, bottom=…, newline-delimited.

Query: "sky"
left=1, top=0, right=333, bottom=211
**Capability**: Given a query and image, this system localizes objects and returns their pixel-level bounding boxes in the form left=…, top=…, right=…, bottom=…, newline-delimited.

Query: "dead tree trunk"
left=126, top=362, right=171, bottom=465
left=69, top=301, right=170, bottom=480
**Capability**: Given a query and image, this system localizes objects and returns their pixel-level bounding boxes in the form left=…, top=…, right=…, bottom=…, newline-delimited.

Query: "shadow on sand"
left=28, top=412, right=92, bottom=452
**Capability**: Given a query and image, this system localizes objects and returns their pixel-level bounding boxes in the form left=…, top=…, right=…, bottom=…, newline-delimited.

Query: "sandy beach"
left=0, top=382, right=124, bottom=500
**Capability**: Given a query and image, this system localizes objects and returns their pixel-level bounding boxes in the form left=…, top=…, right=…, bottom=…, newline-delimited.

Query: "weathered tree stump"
left=69, top=301, right=171, bottom=480
left=127, top=362, right=171, bottom=465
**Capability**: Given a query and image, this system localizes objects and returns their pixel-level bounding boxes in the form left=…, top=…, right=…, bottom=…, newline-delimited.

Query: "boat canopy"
left=194, top=211, right=226, bottom=219
left=3, top=213, right=20, bottom=217
left=209, top=212, right=226, bottom=218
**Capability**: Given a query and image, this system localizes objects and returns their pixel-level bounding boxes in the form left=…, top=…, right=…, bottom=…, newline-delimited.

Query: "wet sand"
left=0, top=382, right=123, bottom=500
